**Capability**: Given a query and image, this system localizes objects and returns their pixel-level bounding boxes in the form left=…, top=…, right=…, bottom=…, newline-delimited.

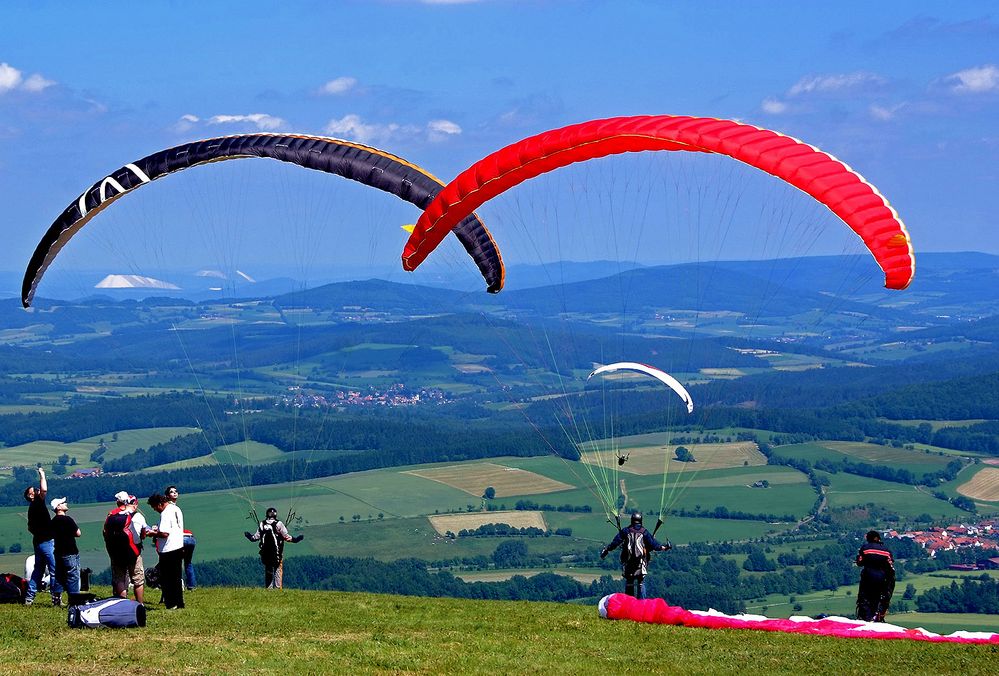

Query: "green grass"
left=820, top=471, right=970, bottom=520
left=0, top=588, right=994, bottom=674
left=775, top=441, right=953, bottom=475
left=877, top=419, right=989, bottom=432
left=0, top=426, right=201, bottom=467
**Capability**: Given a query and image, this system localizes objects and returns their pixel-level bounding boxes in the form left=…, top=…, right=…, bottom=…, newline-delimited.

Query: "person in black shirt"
left=856, top=530, right=895, bottom=622
left=23, top=467, right=63, bottom=606
left=50, top=497, right=82, bottom=603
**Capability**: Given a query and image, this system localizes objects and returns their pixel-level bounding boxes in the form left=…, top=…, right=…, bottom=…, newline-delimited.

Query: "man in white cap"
left=50, top=496, right=81, bottom=604
left=105, top=491, right=146, bottom=603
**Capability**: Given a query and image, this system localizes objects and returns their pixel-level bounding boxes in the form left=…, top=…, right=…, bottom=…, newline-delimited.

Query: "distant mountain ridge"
left=7, top=252, right=998, bottom=325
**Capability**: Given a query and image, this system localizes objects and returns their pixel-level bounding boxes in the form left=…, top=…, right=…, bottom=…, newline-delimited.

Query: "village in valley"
left=889, top=520, right=999, bottom=569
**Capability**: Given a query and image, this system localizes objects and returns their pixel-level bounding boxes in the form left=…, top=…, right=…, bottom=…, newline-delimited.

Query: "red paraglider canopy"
left=402, top=115, right=914, bottom=290
left=599, top=594, right=999, bottom=644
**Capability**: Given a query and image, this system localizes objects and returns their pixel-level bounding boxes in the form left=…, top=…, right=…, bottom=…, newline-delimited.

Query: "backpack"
left=623, top=527, right=647, bottom=563
left=144, top=564, right=160, bottom=590
left=103, top=509, right=140, bottom=560
left=67, top=597, right=146, bottom=629
left=0, top=573, right=26, bottom=604
left=258, top=519, right=284, bottom=563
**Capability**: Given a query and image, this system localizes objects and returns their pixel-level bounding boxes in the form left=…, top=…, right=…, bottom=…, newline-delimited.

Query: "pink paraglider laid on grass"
left=598, top=593, right=999, bottom=644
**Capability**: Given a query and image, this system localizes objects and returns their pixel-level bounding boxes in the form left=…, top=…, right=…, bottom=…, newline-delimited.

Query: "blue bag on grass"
left=67, top=597, right=146, bottom=628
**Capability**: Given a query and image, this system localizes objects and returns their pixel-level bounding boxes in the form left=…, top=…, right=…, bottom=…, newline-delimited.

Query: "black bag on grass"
left=67, top=597, right=146, bottom=629
left=0, top=573, right=26, bottom=604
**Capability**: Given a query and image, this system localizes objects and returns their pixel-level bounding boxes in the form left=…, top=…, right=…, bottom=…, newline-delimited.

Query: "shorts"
left=112, top=555, right=145, bottom=589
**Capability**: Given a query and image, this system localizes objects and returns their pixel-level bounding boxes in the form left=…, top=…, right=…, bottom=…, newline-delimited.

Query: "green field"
left=1, top=588, right=995, bottom=675
left=776, top=441, right=954, bottom=475
left=820, top=471, right=970, bottom=520
left=0, top=427, right=201, bottom=468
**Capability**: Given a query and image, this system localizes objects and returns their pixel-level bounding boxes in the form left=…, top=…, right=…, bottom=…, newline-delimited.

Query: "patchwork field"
left=580, top=441, right=765, bottom=476
left=679, top=467, right=808, bottom=488
left=820, top=471, right=970, bottom=519
left=0, top=426, right=201, bottom=468
left=815, top=441, right=954, bottom=468
left=455, top=568, right=605, bottom=583
left=776, top=441, right=955, bottom=475
left=427, top=510, right=547, bottom=535
left=404, top=462, right=574, bottom=498
left=957, top=467, right=999, bottom=502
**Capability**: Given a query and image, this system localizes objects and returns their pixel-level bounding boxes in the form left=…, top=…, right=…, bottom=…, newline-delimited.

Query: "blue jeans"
left=26, top=539, right=62, bottom=603
left=55, top=553, right=81, bottom=595
left=183, top=535, right=196, bottom=589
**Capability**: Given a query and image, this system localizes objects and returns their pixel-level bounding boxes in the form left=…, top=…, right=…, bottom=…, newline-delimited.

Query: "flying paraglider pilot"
left=600, top=512, right=671, bottom=599
left=245, top=507, right=304, bottom=589
left=855, top=530, right=895, bottom=622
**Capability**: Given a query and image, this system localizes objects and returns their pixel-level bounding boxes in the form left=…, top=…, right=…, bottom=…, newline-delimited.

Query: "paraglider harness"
left=256, top=517, right=286, bottom=566
left=604, top=514, right=671, bottom=579
left=620, top=525, right=652, bottom=577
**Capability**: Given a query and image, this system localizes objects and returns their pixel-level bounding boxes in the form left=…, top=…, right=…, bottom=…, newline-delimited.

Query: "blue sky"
left=2, top=1, right=997, bottom=291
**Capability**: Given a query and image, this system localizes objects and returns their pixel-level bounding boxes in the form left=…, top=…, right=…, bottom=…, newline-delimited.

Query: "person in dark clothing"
left=50, top=497, right=82, bottom=603
left=245, top=507, right=303, bottom=589
left=182, top=529, right=197, bottom=591
left=23, top=467, right=63, bottom=606
left=856, top=530, right=895, bottom=622
left=600, top=512, right=670, bottom=599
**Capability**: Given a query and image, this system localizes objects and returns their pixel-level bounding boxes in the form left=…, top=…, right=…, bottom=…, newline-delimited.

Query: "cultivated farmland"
left=428, top=510, right=548, bottom=535
left=405, top=462, right=573, bottom=497
left=580, top=441, right=765, bottom=475
left=957, top=467, right=999, bottom=502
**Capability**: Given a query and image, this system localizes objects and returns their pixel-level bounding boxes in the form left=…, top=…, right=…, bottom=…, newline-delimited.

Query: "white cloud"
left=788, top=72, right=886, bottom=97
left=22, top=73, right=55, bottom=92
left=207, top=113, right=286, bottom=130
left=172, top=114, right=200, bottom=134
left=945, top=64, right=999, bottom=93
left=0, top=63, right=24, bottom=92
left=324, top=114, right=461, bottom=145
left=0, top=62, right=56, bottom=94
left=761, top=98, right=788, bottom=114
left=325, top=114, right=403, bottom=144
left=318, top=76, right=357, bottom=95
left=427, top=118, right=462, bottom=141
left=869, top=103, right=904, bottom=121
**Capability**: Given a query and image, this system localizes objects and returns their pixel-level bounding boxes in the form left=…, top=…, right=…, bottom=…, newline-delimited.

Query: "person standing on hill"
left=163, top=486, right=198, bottom=591
left=856, top=530, right=895, bottom=622
left=105, top=492, right=148, bottom=605
left=600, top=512, right=671, bottom=599
left=50, top=497, right=81, bottom=604
left=23, top=467, right=63, bottom=606
left=245, top=507, right=304, bottom=589
left=164, top=485, right=197, bottom=590
left=147, top=493, right=185, bottom=609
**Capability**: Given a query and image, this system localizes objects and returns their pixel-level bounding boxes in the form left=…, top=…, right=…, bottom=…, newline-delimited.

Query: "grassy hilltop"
left=1, top=588, right=995, bottom=675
